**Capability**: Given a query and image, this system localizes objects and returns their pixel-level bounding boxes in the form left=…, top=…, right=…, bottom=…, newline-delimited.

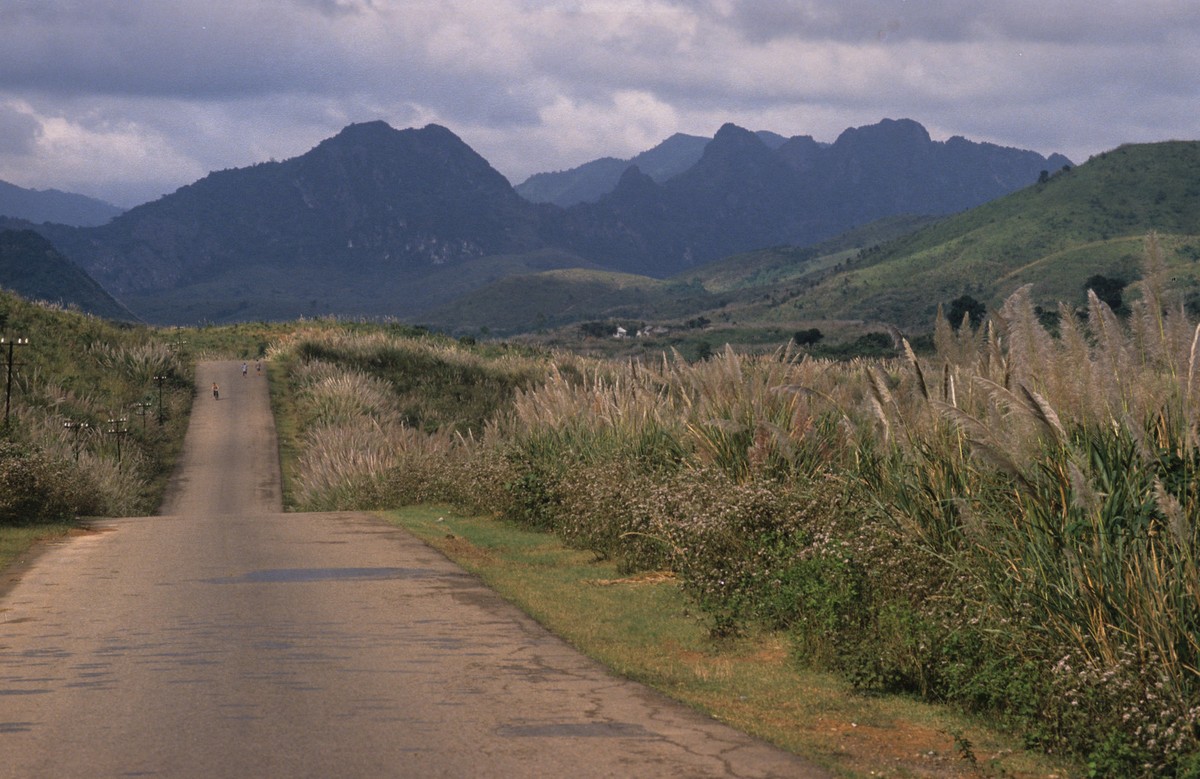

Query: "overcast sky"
left=0, top=0, right=1195, bottom=207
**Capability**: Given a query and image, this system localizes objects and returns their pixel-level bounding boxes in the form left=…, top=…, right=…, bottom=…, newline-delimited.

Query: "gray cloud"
left=0, top=105, right=41, bottom=155
left=721, top=1, right=1195, bottom=45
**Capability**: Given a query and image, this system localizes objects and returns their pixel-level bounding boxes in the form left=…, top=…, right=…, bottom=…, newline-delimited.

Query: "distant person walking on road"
left=242, top=362, right=248, bottom=377
left=212, top=382, right=219, bottom=400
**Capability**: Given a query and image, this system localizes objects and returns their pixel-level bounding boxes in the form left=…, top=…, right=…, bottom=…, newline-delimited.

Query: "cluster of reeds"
left=855, top=239, right=1200, bottom=772
left=274, top=329, right=546, bottom=512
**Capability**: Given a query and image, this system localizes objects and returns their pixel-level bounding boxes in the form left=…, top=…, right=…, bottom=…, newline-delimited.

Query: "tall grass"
left=273, top=329, right=547, bottom=512
left=275, top=237, right=1200, bottom=775
left=0, top=291, right=193, bottom=521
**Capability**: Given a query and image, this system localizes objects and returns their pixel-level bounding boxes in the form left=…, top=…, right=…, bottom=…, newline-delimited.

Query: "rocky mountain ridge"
left=27, top=118, right=1070, bottom=324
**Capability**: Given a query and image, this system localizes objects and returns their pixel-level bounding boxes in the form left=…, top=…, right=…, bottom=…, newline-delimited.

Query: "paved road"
left=0, top=361, right=827, bottom=778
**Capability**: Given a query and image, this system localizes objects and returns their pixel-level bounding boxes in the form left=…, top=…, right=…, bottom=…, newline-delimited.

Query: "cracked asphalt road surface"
left=0, top=361, right=828, bottom=778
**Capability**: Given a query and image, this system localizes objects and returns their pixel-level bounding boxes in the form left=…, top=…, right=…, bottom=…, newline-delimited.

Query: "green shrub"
left=0, top=440, right=86, bottom=524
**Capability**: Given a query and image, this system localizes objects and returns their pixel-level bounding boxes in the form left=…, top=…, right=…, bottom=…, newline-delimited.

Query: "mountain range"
left=436, top=140, right=1199, bottom=339
left=15, top=117, right=1070, bottom=325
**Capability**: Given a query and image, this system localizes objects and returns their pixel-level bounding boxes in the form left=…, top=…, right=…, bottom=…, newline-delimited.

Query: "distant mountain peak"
left=609, top=165, right=659, bottom=197
left=711, top=123, right=763, bottom=146
left=340, top=118, right=394, bottom=133
left=322, top=120, right=464, bottom=149
left=687, top=123, right=779, bottom=180
left=834, top=117, right=933, bottom=148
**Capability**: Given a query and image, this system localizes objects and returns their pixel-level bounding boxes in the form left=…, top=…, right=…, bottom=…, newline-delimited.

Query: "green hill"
left=683, top=214, right=943, bottom=292
left=778, top=141, right=1200, bottom=328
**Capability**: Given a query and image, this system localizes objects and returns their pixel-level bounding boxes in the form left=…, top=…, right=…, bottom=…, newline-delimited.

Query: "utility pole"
left=132, top=400, right=153, bottom=431
left=2, top=336, right=29, bottom=429
left=106, top=417, right=128, bottom=472
left=153, top=375, right=167, bottom=425
left=63, top=419, right=90, bottom=462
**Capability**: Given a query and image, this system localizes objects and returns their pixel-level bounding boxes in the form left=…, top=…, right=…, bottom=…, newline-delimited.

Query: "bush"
left=663, top=471, right=826, bottom=637
left=0, top=440, right=84, bottom=524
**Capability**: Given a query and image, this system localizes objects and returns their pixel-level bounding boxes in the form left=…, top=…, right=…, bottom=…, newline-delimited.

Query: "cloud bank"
left=0, top=1, right=1195, bottom=206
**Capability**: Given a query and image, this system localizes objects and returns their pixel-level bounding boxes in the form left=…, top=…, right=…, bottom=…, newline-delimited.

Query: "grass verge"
left=385, top=504, right=1078, bottom=779
left=0, top=523, right=77, bottom=594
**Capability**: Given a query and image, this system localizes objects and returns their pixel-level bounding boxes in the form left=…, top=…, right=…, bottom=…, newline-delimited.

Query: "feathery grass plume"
left=1087, top=289, right=1131, bottom=415
left=1132, top=232, right=1170, bottom=369
left=934, top=301, right=983, bottom=368
left=772, top=382, right=852, bottom=426
left=996, top=284, right=1056, bottom=388
left=866, top=365, right=895, bottom=444
left=1161, top=304, right=1200, bottom=425
left=934, top=302, right=951, bottom=345
left=929, top=399, right=990, bottom=446
left=867, top=364, right=896, bottom=409
left=1066, top=459, right=1101, bottom=514
left=902, top=337, right=929, bottom=401
left=959, top=375, right=1062, bottom=473
left=1186, top=323, right=1200, bottom=431
left=1018, top=384, right=1066, bottom=445
left=885, top=324, right=904, bottom=350
left=85, top=341, right=179, bottom=387
left=930, top=399, right=1025, bottom=480
left=300, top=370, right=399, bottom=427
left=982, top=318, right=1008, bottom=388
left=1054, top=301, right=1101, bottom=423
left=1153, top=478, right=1190, bottom=550
left=672, top=344, right=836, bottom=481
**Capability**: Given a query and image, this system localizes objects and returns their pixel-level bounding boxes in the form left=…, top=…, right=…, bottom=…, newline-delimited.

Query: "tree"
left=792, top=328, right=824, bottom=346
left=1085, top=274, right=1126, bottom=313
left=945, top=294, right=986, bottom=330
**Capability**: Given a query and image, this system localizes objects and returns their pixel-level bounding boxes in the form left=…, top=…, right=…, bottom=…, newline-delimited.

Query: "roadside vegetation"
left=271, top=237, right=1200, bottom=777
left=0, top=290, right=192, bottom=567
left=5, top=225, right=1196, bottom=775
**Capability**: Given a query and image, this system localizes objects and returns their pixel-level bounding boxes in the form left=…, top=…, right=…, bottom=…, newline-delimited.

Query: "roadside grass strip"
left=385, top=505, right=1077, bottom=779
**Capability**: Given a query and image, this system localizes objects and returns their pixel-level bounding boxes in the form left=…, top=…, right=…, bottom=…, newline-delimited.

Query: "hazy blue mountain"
left=0, top=180, right=124, bottom=227
left=37, top=122, right=581, bottom=323
left=515, top=130, right=792, bottom=207
left=516, top=133, right=708, bottom=206
left=551, top=118, right=1073, bottom=276
left=514, top=156, right=633, bottom=208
